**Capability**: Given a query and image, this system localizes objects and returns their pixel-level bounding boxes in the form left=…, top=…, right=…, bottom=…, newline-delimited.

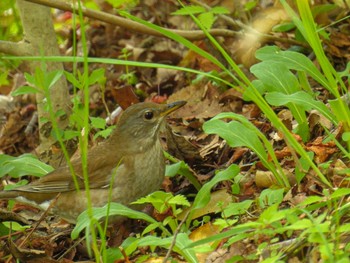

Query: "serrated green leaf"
left=90, top=117, right=106, bottom=129
left=198, top=12, right=214, bottom=30
left=169, top=195, right=190, bottom=207
left=172, top=5, right=206, bottom=15
left=211, top=6, right=230, bottom=14
left=94, top=126, right=115, bottom=139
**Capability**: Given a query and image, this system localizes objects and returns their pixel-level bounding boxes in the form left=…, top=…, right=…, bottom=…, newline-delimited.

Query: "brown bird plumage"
left=0, top=101, right=186, bottom=223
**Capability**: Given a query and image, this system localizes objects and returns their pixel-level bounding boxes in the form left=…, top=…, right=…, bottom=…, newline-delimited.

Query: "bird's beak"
left=161, top=101, right=186, bottom=117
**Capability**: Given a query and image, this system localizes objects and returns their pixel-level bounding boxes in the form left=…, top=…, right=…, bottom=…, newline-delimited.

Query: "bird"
left=0, top=100, right=186, bottom=223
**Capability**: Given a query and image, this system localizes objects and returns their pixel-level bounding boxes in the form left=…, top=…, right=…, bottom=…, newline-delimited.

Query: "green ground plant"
left=1, top=0, right=350, bottom=262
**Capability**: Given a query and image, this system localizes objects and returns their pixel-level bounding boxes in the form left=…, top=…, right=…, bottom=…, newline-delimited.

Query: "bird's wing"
left=13, top=142, right=123, bottom=193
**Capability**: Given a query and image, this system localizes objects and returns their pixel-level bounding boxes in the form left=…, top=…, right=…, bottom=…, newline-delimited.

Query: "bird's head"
left=113, top=101, right=186, bottom=154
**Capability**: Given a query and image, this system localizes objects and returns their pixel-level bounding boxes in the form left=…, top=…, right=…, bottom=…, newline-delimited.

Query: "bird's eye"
left=144, top=110, right=154, bottom=120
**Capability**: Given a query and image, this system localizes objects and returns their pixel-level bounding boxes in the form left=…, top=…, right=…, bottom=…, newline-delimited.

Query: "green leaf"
left=88, top=68, right=105, bottom=85
left=203, top=119, right=267, bottom=162
left=258, top=203, right=287, bottom=224
left=328, top=97, right=350, bottom=124
left=255, top=46, right=331, bottom=92
left=251, top=61, right=299, bottom=94
left=64, top=71, right=81, bottom=88
left=265, top=91, right=336, bottom=123
left=191, top=165, right=239, bottom=212
left=272, top=22, right=296, bottom=32
left=222, top=200, right=253, bottom=217
left=24, top=72, right=36, bottom=86
left=295, top=151, right=314, bottom=183
left=133, top=191, right=190, bottom=213
left=342, top=132, right=350, bottom=142
left=94, top=126, right=115, bottom=139
left=172, top=5, right=206, bottom=15
left=11, top=85, right=40, bottom=96
left=62, top=130, right=80, bottom=140
left=165, top=160, right=201, bottom=191
left=0, top=153, right=53, bottom=178
left=2, top=221, right=31, bottom=232
left=138, top=234, right=198, bottom=263
left=90, top=117, right=106, bottom=129
left=258, top=188, right=284, bottom=208
left=72, top=202, right=159, bottom=239
left=211, top=6, right=230, bottom=15
left=198, top=12, right=214, bottom=30
left=46, top=69, right=63, bottom=89
left=330, top=188, right=350, bottom=199
left=285, top=218, right=312, bottom=230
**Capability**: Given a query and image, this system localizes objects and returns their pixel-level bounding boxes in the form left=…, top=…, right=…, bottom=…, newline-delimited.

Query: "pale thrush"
left=0, top=101, right=186, bottom=223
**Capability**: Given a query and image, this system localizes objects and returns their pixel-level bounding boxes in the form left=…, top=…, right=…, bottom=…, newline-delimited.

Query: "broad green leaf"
left=62, top=130, right=80, bottom=140
left=265, top=91, right=336, bottom=123
left=342, top=132, right=350, bottom=142
left=0, top=154, right=53, bottom=178
left=72, top=202, right=159, bottom=239
left=328, top=98, right=350, bottom=124
left=203, top=119, right=267, bottom=161
left=255, top=46, right=330, bottom=91
left=165, top=161, right=184, bottom=177
left=191, top=164, right=239, bottom=211
left=251, top=61, right=299, bottom=94
left=165, top=160, right=201, bottom=191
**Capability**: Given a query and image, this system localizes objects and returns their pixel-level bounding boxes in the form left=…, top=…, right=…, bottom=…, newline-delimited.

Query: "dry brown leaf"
left=231, top=7, right=290, bottom=67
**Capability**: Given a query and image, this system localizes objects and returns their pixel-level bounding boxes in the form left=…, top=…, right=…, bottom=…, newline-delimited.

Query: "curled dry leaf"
left=231, top=7, right=290, bottom=67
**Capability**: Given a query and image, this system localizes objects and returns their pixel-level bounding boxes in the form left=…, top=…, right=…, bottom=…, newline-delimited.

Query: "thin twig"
left=25, top=0, right=239, bottom=41
left=162, top=210, right=191, bottom=263
left=189, top=0, right=309, bottom=48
